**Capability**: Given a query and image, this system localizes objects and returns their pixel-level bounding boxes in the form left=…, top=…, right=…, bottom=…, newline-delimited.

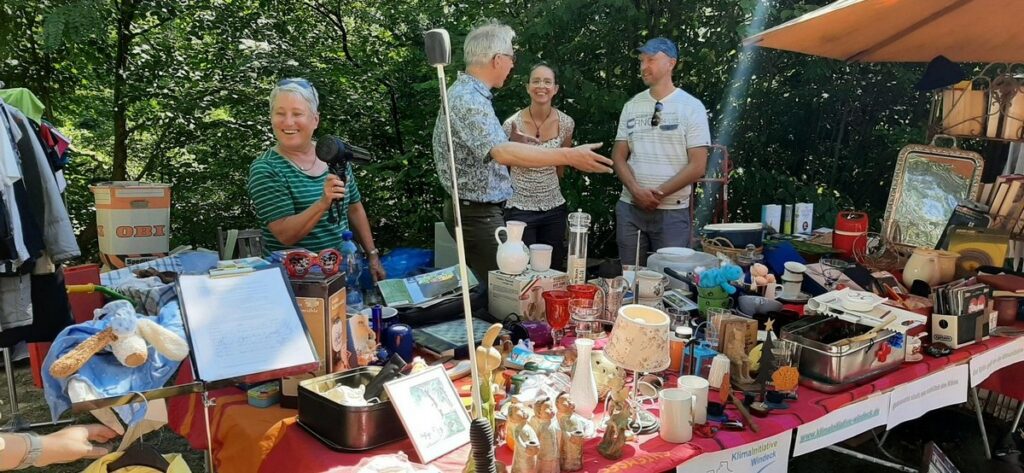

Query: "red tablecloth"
left=167, top=335, right=1019, bottom=473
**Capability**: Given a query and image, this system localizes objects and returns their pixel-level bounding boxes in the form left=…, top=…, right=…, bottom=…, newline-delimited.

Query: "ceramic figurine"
left=597, top=376, right=633, bottom=460
left=724, top=324, right=755, bottom=384
left=512, top=423, right=541, bottom=473
left=477, top=324, right=505, bottom=433
left=555, top=393, right=581, bottom=434
left=528, top=397, right=561, bottom=473
left=506, top=400, right=531, bottom=453
left=561, top=429, right=586, bottom=472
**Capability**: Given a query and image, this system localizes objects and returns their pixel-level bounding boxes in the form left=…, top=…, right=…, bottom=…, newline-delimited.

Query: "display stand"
left=1, top=347, right=73, bottom=431
left=66, top=266, right=320, bottom=473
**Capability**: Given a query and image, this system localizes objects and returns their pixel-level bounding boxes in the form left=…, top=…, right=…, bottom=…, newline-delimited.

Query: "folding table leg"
left=971, top=386, right=993, bottom=459
left=1011, top=399, right=1024, bottom=434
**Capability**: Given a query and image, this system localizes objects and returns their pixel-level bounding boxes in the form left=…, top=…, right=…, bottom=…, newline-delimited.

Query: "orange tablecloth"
left=167, top=336, right=1019, bottom=473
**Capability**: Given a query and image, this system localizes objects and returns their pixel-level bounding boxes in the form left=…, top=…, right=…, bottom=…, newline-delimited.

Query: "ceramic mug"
left=637, top=270, right=668, bottom=299
left=783, top=261, right=807, bottom=280
left=659, top=388, right=697, bottom=443
left=529, top=244, right=553, bottom=272
left=696, top=286, right=733, bottom=315
left=772, top=279, right=802, bottom=300
left=677, top=375, right=709, bottom=425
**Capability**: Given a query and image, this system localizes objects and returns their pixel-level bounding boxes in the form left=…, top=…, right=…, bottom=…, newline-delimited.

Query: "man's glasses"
left=652, top=101, right=664, bottom=127
left=277, top=78, right=314, bottom=90
left=495, top=52, right=516, bottom=63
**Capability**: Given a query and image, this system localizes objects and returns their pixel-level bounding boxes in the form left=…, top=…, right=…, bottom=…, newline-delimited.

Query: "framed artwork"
left=384, top=366, right=470, bottom=463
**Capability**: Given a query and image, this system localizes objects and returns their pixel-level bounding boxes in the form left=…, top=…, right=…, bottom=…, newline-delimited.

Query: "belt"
left=458, top=200, right=505, bottom=207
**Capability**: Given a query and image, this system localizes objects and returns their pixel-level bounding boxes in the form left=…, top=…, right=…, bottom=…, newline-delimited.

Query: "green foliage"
left=0, top=0, right=932, bottom=262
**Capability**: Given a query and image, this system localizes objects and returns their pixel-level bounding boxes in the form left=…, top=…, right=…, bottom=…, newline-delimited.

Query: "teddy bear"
left=49, top=300, right=190, bottom=379
left=750, top=263, right=777, bottom=291
left=698, top=265, right=743, bottom=295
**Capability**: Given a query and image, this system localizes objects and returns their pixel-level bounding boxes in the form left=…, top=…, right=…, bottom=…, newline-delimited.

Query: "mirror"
left=882, top=144, right=983, bottom=249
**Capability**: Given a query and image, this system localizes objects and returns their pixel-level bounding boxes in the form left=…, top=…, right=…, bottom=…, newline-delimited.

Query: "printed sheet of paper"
left=178, top=269, right=317, bottom=382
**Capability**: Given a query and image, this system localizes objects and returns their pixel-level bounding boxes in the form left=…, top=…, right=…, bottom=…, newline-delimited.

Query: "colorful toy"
left=698, top=265, right=743, bottom=295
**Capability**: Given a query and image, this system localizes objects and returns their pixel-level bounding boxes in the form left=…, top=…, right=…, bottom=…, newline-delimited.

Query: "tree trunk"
left=111, top=1, right=136, bottom=181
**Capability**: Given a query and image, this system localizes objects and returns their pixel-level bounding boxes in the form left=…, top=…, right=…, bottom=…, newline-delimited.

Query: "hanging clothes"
left=4, top=104, right=79, bottom=262
left=0, top=88, right=45, bottom=123
left=0, top=100, right=31, bottom=266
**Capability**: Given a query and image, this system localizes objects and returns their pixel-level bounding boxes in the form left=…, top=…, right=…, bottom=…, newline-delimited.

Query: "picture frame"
left=384, top=365, right=471, bottom=463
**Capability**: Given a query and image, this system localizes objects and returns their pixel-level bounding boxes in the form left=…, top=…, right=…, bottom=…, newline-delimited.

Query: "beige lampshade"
left=604, top=304, right=671, bottom=373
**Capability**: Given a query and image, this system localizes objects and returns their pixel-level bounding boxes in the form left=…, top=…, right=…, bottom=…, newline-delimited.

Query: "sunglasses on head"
left=651, top=101, right=664, bottom=127
left=277, top=78, right=314, bottom=90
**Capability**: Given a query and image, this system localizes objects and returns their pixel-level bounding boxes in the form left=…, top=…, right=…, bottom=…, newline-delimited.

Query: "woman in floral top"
left=502, top=63, right=575, bottom=271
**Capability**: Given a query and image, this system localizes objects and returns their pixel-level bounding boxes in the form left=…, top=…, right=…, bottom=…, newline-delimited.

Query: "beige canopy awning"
left=743, top=0, right=1024, bottom=63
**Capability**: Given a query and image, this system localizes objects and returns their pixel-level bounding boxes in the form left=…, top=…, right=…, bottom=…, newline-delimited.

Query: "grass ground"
left=2, top=356, right=1020, bottom=472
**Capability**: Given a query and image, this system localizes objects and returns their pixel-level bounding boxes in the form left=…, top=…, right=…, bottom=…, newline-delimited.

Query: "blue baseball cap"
left=636, top=37, right=678, bottom=59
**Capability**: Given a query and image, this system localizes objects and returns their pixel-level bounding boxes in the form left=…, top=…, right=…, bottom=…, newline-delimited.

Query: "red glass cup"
left=567, top=284, right=599, bottom=301
left=542, top=290, right=571, bottom=346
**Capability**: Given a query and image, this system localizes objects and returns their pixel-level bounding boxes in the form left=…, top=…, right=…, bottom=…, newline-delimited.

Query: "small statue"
left=506, top=400, right=530, bottom=453
left=511, top=424, right=540, bottom=473
left=724, top=324, right=755, bottom=385
left=528, top=396, right=561, bottom=473
left=597, top=375, right=633, bottom=460
left=561, top=429, right=586, bottom=472
left=555, top=392, right=580, bottom=434
left=500, top=334, right=515, bottom=364
left=477, top=324, right=505, bottom=433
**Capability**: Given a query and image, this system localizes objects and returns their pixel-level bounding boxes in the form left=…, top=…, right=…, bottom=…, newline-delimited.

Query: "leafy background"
left=1, top=0, right=932, bottom=261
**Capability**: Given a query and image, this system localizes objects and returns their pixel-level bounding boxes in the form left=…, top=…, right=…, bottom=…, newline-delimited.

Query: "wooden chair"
left=217, top=227, right=265, bottom=260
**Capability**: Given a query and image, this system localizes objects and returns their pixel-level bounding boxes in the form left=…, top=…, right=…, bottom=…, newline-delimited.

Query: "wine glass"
left=542, top=290, right=571, bottom=347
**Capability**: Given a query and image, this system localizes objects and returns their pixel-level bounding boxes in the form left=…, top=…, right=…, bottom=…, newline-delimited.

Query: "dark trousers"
left=443, top=198, right=505, bottom=287
left=504, top=204, right=568, bottom=272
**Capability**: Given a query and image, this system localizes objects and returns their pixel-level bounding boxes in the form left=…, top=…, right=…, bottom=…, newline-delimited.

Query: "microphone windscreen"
left=424, top=29, right=451, bottom=67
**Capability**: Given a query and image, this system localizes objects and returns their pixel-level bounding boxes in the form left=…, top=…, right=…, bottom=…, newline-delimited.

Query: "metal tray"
left=782, top=315, right=906, bottom=388
left=297, top=366, right=406, bottom=451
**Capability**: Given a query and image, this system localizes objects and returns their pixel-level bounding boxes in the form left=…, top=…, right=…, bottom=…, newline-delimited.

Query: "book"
left=377, top=264, right=478, bottom=308
left=412, top=317, right=493, bottom=358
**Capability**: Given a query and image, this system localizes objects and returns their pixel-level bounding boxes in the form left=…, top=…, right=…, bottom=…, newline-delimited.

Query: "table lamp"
left=604, top=304, right=671, bottom=434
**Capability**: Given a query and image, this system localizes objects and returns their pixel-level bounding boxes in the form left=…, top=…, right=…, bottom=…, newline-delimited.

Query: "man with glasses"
left=432, top=21, right=612, bottom=287
left=611, top=37, right=710, bottom=265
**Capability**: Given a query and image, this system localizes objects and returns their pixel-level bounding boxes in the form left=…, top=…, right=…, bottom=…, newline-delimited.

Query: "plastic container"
left=340, top=231, right=364, bottom=312
left=89, top=181, right=171, bottom=268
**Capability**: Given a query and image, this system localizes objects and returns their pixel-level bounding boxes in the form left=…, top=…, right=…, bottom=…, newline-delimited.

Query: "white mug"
left=773, top=279, right=802, bottom=300
left=659, top=388, right=696, bottom=443
left=529, top=244, right=553, bottom=272
left=676, top=375, right=709, bottom=425
left=637, top=270, right=668, bottom=299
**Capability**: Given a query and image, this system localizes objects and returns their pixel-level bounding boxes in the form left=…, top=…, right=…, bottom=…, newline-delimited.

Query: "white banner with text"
left=970, top=337, right=1024, bottom=387
left=887, top=364, right=968, bottom=429
left=793, top=392, right=891, bottom=456
left=680, top=429, right=792, bottom=473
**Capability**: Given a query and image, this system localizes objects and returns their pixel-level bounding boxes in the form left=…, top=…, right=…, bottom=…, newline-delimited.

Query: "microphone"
left=424, top=29, right=451, bottom=67
left=315, top=135, right=372, bottom=225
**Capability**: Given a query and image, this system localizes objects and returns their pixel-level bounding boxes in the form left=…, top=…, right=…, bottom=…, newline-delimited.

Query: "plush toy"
left=49, top=300, right=190, bottom=379
left=750, top=263, right=776, bottom=289
left=699, top=265, right=743, bottom=295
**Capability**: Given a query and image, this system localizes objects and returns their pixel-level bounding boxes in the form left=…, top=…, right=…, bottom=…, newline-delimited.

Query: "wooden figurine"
left=511, top=422, right=541, bottom=473
left=723, top=323, right=755, bottom=385
left=528, top=396, right=561, bottom=473
left=597, top=374, right=633, bottom=460
left=506, top=400, right=530, bottom=453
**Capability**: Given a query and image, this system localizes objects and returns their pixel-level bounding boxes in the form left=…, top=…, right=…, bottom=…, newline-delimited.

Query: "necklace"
left=528, top=106, right=554, bottom=139
left=279, top=147, right=317, bottom=171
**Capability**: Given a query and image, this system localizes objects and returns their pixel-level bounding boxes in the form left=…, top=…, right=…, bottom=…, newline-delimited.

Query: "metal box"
left=297, top=367, right=407, bottom=451
left=782, top=315, right=905, bottom=392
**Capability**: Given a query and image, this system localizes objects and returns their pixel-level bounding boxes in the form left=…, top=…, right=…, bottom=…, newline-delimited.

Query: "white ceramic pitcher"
left=495, top=220, right=529, bottom=275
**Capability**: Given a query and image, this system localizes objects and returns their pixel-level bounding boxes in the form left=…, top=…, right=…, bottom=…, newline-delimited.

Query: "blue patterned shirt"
left=433, top=72, right=512, bottom=203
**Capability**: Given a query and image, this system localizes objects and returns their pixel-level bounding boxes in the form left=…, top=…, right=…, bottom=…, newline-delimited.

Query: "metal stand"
left=1, top=347, right=74, bottom=432
left=202, top=391, right=216, bottom=473
left=826, top=445, right=918, bottom=472
left=971, top=386, right=993, bottom=459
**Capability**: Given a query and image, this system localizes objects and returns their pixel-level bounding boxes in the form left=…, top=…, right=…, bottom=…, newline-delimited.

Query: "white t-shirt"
left=615, top=88, right=711, bottom=209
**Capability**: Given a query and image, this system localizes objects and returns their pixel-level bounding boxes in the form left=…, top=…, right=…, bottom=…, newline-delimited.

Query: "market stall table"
left=167, top=334, right=1020, bottom=472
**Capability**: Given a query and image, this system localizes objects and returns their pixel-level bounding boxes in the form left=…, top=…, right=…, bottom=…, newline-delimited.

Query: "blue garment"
left=42, top=300, right=186, bottom=423
left=432, top=72, right=512, bottom=203
left=43, top=251, right=219, bottom=422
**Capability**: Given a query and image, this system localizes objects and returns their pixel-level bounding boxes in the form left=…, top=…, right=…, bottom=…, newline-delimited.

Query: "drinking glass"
left=542, top=290, right=571, bottom=346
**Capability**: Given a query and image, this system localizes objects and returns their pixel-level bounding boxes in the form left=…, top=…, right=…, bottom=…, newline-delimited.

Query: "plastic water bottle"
left=340, top=231, right=364, bottom=312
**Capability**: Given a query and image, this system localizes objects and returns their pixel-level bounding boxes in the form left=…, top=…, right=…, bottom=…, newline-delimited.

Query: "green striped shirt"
left=247, top=148, right=361, bottom=255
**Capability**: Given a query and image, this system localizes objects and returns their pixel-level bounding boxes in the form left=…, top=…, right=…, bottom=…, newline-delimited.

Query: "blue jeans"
left=615, top=200, right=691, bottom=266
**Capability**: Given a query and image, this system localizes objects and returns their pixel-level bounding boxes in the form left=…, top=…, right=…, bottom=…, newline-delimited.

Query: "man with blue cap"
left=611, top=37, right=710, bottom=265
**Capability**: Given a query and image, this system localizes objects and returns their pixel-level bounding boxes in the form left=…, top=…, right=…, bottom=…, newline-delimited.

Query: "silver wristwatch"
left=15, top=433, right=42, bottom=469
